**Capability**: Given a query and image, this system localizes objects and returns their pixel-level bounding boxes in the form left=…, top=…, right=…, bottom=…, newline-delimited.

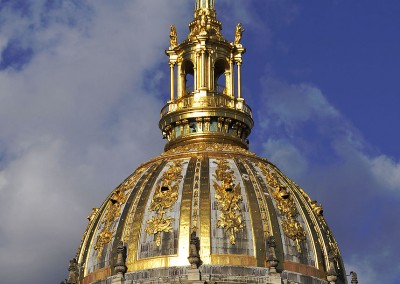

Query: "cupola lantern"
left=162, top=1, right=251, bottom=151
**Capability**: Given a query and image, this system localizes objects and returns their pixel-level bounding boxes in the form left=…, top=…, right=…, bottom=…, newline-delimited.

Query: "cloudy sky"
left=0, top=1, right=399, bottom=283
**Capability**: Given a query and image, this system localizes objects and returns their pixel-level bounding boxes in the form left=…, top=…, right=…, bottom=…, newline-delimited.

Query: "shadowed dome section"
left=65, top=1, right=351, bottom=284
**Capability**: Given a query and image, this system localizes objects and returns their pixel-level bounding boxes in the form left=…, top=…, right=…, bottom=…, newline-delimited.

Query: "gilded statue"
left=234, top=23, right=245, bottom=45
left=170, top=24, right=178, bottom=48
left=198, top=9, right=210, bottom=33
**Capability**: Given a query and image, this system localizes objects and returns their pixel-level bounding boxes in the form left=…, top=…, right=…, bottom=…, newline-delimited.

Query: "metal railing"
left=161, top=93, right=252, bottom=118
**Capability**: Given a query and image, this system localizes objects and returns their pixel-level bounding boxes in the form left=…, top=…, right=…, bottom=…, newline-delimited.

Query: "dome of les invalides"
left=63, top=1, right=355, bottom=284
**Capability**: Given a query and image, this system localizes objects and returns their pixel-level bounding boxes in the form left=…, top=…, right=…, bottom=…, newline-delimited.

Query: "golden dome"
left=68, top=1, right=348, bottom=284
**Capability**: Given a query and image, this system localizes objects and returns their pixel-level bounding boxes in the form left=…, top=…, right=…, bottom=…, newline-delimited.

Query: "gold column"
left=225, top=71, right=231, bottom=97
left=237, top=62, right=242, bottom=99
left=195, top=53, right=200, bottom=90
left=177, top=60, right=183, bottom=98
left=208, top=52, right=211, bottom=90
left=170, top=62, right=175, bottom=101
left=196, top=117, right=203, bottom=132
left=230, top=60, right=235, bottom=97
left=201, top=51, right=206, bottom=88
left=211, top=65, right=215, bottom=92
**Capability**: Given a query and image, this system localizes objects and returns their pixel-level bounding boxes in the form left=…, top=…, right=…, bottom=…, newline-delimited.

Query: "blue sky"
left=0, top=1, right=399, bottom=284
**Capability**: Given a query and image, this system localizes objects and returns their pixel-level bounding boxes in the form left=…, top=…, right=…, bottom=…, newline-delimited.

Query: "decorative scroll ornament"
left=145, top=160, right=183, bottom=246
left=213, top=159, right=244, bottom=245
left=258, top=163, right=306, bottom=253
left=93, top=167, right=146, bottom=258
left=94, top=199, right=121, bottom=258
left=162, top=142, right=255, bottom=157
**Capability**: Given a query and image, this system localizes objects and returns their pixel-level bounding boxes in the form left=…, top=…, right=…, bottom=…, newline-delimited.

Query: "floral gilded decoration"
left=145, top=160, right=184, bottom=246
left=162, top=142, right=255, bottom=157
left=93, top=167, right=146, bottom=258
left=93, top=192, right=124, bottom=258
left=258, top=162, right=306, bottom=253
left=213, top=159, right=244, bottom=245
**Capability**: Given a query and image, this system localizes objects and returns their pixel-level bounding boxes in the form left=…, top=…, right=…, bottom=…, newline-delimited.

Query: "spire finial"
left=266, top=236, right=279, bottom=273
left=66, top=259, right=78, bottom=284
left=114, top=241, right=127, bottom=277
left=196, top=0, right=215, bottom=10
left=188, top=229, right=201, bottom=268
left=350, top=271, right=358, bottom=284
left=326, top=250, right=338, bottom=284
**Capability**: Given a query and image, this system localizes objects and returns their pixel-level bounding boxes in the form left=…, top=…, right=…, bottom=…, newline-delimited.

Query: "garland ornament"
left=145, top=161, right=183, bottom=246
left=213, top=159, right=244, bottom=245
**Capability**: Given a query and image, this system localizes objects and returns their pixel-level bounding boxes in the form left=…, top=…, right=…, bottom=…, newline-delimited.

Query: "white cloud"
left=369, top=154, right=400, bottom=190
left=0, top=1, right=193, bottom=283
left=258, top=78, right=340, bottom=135
left=262, top=138, right=308, bottom=179
left=255, top=75, right=400, bottom=284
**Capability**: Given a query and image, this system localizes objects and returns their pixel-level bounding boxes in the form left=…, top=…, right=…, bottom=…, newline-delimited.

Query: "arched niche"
left=181, top=60, right=195, bottom=96
left=214, top=59, right=230, bottom=96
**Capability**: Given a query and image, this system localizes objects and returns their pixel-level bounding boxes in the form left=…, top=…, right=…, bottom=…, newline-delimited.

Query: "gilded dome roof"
left=75, top=143, right=346, bottom=284
left=68, top=1, right=348, bottom=284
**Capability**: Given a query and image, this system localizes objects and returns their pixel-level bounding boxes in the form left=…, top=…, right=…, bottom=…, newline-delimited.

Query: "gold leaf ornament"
left=213, top=159, right=244, bottom=245
left=145, top=161, right=184, bottom=246
left=145, top=215, right=174, bottom=246
left=281, top=219, right=306, bottom=253
left=94, top=229, right=114, bottom=258
left=258, top=162, right=307, bottom=253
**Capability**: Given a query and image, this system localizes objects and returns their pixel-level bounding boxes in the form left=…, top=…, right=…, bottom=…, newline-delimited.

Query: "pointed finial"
left=188, top=229, right=201, bottom=268
left=66, top=259, right=77, bottom=284
left=350, top=271, right=358, bottom=284
left=266, top=236, right=279, bottom=273
left=326, top=250, right=338, bottom=284
left=114, top=241, right=127, bottom=277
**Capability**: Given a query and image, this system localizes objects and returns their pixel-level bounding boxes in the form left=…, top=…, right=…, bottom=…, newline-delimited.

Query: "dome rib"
left=234, top=157, right=267, bottom=267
